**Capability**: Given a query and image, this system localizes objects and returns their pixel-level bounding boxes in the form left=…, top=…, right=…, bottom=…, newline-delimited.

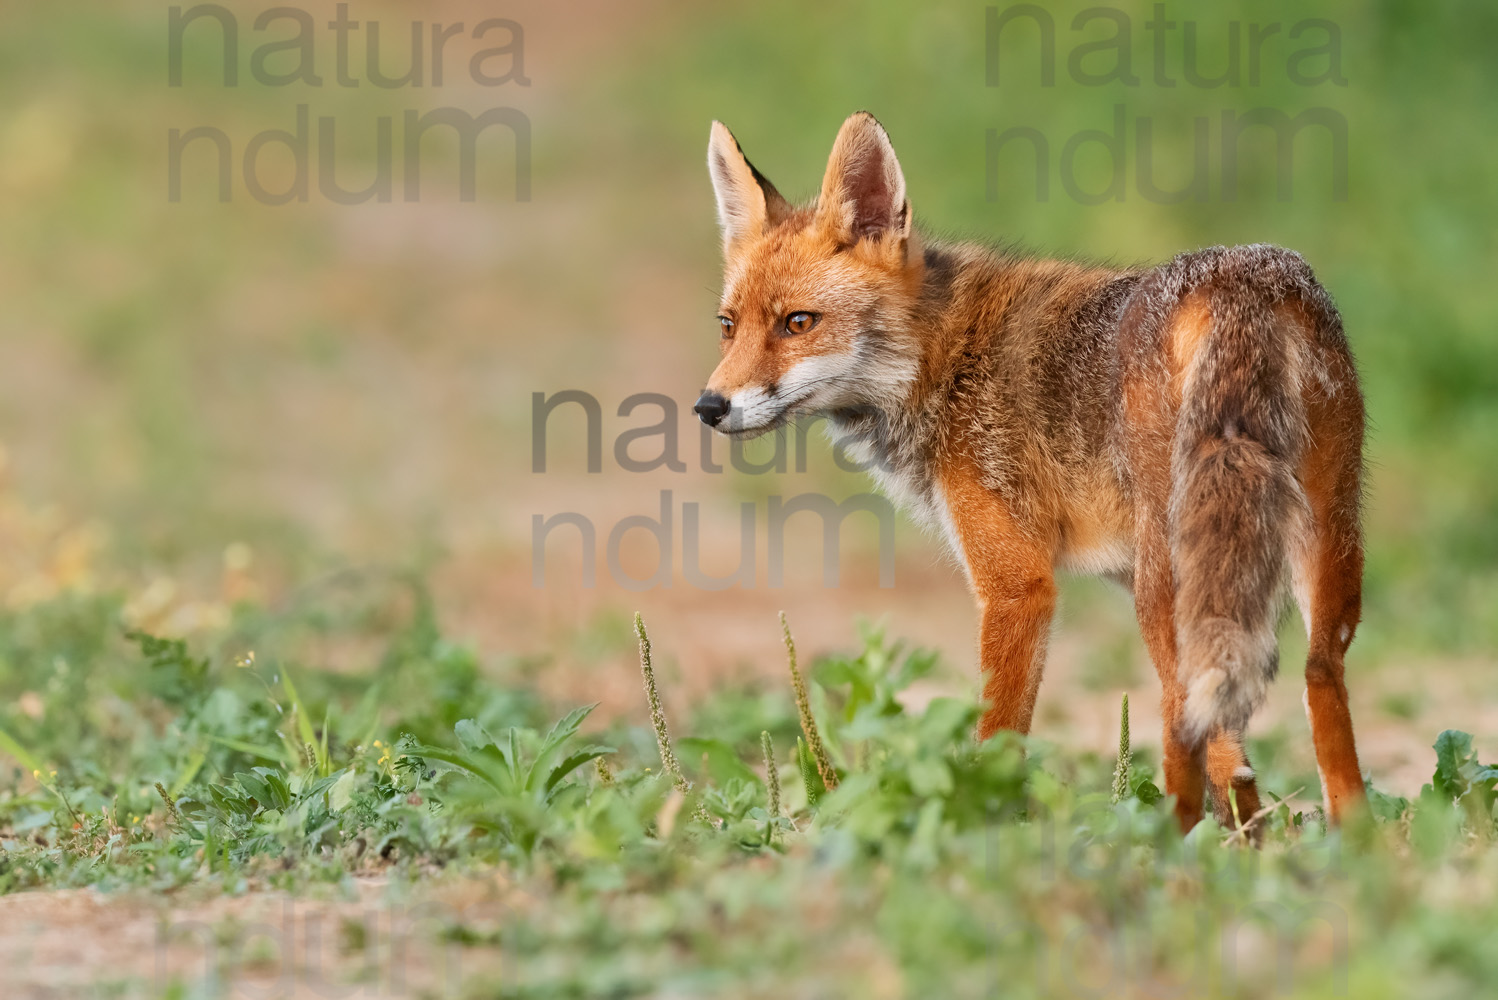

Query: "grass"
left=0, top=576, right=1494, bottom=998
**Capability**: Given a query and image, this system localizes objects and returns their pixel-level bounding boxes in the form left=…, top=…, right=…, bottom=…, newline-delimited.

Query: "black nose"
left=693, top=390, right=730, bottom=427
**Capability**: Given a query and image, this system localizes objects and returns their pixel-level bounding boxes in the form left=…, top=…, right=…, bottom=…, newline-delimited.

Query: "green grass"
left=0, top=584, right=1494, bottom=998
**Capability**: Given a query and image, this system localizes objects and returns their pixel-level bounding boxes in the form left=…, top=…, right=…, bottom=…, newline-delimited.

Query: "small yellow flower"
left=234, top=650, right=256, bottom=668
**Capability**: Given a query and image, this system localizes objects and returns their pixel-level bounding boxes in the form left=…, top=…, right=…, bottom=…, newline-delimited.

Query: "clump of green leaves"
left=397, top=706, right=613, bottom=858
left=126, top=628, right=210, bottom=708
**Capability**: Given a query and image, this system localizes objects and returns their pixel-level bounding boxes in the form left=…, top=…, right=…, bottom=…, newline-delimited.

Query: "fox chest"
left=872, top=454, right=1136, bottom=586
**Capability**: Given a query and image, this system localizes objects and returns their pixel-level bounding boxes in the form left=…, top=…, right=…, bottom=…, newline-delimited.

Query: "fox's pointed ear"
left=817, top=112, right=910, bottom=247
left=708, top=121, right=789, bottom=253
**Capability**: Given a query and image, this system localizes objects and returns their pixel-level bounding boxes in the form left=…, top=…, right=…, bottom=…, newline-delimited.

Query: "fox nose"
left=693, top=390, right=730, bottom=427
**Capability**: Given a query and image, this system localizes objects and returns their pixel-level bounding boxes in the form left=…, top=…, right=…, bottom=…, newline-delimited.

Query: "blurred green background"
left=0, top=0, right=1494, bottom=779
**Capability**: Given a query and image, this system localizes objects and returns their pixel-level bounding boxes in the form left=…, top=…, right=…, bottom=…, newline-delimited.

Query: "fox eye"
left=784, top=312, right=819, bottom=335
left=718, top=316, right=734, bottom=338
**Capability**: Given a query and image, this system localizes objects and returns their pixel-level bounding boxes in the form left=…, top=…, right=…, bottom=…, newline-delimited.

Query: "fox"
left=695, top=112, right=1368, bottom=833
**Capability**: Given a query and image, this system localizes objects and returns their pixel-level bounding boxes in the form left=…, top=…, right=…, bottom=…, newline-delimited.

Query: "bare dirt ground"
left=0, top=876, right=508, bottom=999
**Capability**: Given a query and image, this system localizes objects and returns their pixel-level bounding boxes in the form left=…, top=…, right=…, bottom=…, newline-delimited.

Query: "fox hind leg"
left=1205, top=727, right=1264, bottom=833
left=1140, top=529, right=1266, bottom=834
left=1291, top=411, right=1367, bottom=822
left=1123, top=389, right=1215, bottom=831
left=1125, top=405, right=1265, bottom=833
left=1133, top=531, right=1208, bottom=832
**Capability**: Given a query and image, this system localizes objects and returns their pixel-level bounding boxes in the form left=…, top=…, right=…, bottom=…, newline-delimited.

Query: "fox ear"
left=707, top=121, right=789, bottom=253
left=817, top=112, right=910, bottom=246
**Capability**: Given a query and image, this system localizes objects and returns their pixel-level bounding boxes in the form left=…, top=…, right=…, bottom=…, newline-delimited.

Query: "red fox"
left=697, top=112, right=1367, bottom=832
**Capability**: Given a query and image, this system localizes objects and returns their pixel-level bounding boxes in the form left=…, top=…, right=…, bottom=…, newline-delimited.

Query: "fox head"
left=696, top=112, right=924, bottom=437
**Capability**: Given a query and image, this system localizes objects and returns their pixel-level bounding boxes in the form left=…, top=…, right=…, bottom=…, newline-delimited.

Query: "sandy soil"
left=0, top=876, right=507, bottom=999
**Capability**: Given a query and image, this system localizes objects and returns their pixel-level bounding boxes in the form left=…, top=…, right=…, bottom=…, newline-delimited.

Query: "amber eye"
left=718, top=316, right=734, bottom=338
left=785, top=312, right=819, bottom=335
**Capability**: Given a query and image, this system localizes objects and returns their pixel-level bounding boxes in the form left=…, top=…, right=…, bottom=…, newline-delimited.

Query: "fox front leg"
left=938, top=464, right=1057, bottom=738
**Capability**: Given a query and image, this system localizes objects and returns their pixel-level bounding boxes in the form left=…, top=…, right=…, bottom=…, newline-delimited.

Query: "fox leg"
left=973, top=567, right=1058, bottom=738
left=1292, top=397, right=1367, bottom=822
left=940, top=466, right=1057, bottom=739
left=1134, top=534, right=1206, bottom=831
left=1205, top=728, right=1264, bottom=831
left=1297, top=556, right=1365, bottom=823
left=1123, top=357, right=1213, bottom=831
left=1137, top=492, right=1267, bottom=835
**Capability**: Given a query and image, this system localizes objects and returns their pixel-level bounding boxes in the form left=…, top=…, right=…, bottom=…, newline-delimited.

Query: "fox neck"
left=821, top=240, right=979, bottom=509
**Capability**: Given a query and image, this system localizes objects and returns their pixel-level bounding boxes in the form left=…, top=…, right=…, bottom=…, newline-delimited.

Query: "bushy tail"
left=1170, top=283, right=1308, bottom=746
